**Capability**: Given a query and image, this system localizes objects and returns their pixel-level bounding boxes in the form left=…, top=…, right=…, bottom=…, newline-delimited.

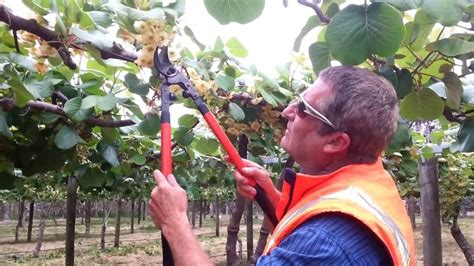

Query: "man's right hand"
left=225, top=157, right=280, bottom=203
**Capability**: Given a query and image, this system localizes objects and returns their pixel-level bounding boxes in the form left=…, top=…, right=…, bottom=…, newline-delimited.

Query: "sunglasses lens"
left=297, top=99, right=306, bottom=116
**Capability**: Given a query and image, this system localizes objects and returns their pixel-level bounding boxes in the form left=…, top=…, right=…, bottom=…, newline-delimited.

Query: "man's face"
left=280, top=79, right=334, bottom=169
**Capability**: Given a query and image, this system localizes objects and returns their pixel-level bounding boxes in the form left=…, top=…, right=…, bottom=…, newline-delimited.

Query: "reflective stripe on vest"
left=267, top=186, right=410, bottom=266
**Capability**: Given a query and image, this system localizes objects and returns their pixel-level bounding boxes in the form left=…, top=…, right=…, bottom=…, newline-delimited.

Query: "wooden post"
left=27, top=201, right=34, bottom=242
left=199, top=198, right=203, bottom=228
left=130, top=198, right=135, bottom=234
left=407, top=196, right=416, bottom=230
left=215, top=193, right=220, bottom=237
left=65, top=175, right=78, bottom=266
left=246, top=200, right=254, bottom=261
left=419, top=157, right=442, bottom=266
left=114, top=197, right=122, bottom=247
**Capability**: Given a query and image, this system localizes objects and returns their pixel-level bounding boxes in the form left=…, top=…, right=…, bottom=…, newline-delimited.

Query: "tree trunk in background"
left=252, top=157, right=295, bottom=262
left=27, top=201, right=34, bottom=242
left=199, top=198, right=203, bottom=228
left=419, top=157, right=442, bottom=266
left=246, top=200, right=253, bottom=261
left=81, top=202, right=84, bottom=225
left=101, top=200, right=110, bottom=251
left=215, top=193, right=220, bottom=237
left=85, top=200, right=91, bottom=236
left=65, top=175, right=78, bottom=266
left=451, top=207, right=474, bottom=265
left=203, top=200, right=207, bottom=220
left=191, top=200, right=196, bottom=228
left=226, top=194, right=246, bottom=265
left=137, top=200, right=141, bottom=225
left=130, top=198, right=135, bottom=234
left=407, top=196, right=416, bottom=230
left=142, top=201, right=146, bottom=221
left=33, top=203, right=53, bottom=257
left=114, top=197, right=122, bottom=247
left=15, top=199, right=25, bottom=242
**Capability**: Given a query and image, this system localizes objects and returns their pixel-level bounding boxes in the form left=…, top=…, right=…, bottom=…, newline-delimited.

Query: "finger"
left=233, top=171, right=249, bottom=186
left=153, top=170, right=169, bottom=187
left=166, top=174, right=179, bottom=187
left=237, top=187, right=256, bottom=200
left=240, top=167, right=268, bottom=182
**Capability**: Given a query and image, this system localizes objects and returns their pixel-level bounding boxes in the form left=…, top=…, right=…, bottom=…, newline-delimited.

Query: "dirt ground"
left=0, top=216, right=472, bottom=265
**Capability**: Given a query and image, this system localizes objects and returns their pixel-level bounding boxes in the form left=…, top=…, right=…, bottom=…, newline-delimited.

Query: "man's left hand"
left=148, top=170, right=188, bottom=229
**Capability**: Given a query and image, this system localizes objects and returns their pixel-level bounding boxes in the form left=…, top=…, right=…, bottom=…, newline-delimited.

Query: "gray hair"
left=318, top=66, right=399, bottom=164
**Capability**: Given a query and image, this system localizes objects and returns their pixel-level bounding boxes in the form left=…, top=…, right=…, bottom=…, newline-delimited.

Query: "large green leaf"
left=294, top=16, right=321, bottom=52
left=229, top=102, right=245, bottom=121
left=426, top=38, right=474, bottom=57
left=422, top=0, right=464, bottom=27
left=174, top=127, right=194, bottom=146
left=54, top=126, right=80, bottom=150
left=87, top=11, right=113, bottom=28
left=138, top=113, right=160, bottom=136
left=452, top=117, right=474, bottom=152
left=387, top=121, right=412, bottom=153
left=130, top=154, right=146, bottom=165
left=8, top=52, right=37, bottom=72
left=204, top=0, right=265, bottom=25
left=77, top=166, right=106, bottom=188
left=22, top=0, right=50, bottom=15
left=226, top=37, right=248, bottom=58
left=101, top=127, right=120, bottom=144
left=409, top=10, right=435, bottom=51
left=64, top=97, right=94, bottom=122
left=373, top=0, right=422, bottom=11
left=216, top=74, right=235, bottom=91
left=124, top=73, right=149, bottom=96
left=98, top=141, right=120, bottom=167
left=308, top=42, right=331, bottom=75
left=178, top=114, right=198, bottom=128
left=326, top=3, right=405, bottom=65
left=97, top=94, right=119, bottom=111
left=378, top=66, right=399, bottom=91
left=400, top=87, right=444, bottom=120
left=443, top=72, right=463, bottom=110
left=0, top=109, right=12, bottom=138
left=7, top=78, right=34, bottom=107
left=70, top=27, right=113, bottom=49
left=397, top=69, right=413, bottom=99
left=23, top=78, right=54, bottom=99
left=194, top=137, right=219, bottom=155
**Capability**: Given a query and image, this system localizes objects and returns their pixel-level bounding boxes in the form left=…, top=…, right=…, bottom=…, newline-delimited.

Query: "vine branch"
left=297, top=0, right=330, bottom=24
left=0, top=97, right=135, bottom=128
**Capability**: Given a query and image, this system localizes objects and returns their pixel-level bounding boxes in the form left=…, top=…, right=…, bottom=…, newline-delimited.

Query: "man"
left=149, top=66, right=415, bottom=265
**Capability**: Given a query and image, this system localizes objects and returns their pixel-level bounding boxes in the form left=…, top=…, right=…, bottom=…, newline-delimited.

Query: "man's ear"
left=323, top=132, right=351, bottom=154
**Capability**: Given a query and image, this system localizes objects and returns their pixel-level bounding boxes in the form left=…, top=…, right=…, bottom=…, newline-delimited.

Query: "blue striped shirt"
left=257, top=213, right=392, bottom=265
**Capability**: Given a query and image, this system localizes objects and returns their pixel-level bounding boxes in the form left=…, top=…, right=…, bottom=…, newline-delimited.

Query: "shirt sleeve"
left=257, top=212, right=392, bottom=266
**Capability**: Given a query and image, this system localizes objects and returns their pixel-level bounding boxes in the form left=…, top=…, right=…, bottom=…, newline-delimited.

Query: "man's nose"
left=282, top=103, right=296, bottom=120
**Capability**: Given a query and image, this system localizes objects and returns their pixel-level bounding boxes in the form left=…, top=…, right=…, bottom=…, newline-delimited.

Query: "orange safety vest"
left=263, top=159, right=415, bottom=266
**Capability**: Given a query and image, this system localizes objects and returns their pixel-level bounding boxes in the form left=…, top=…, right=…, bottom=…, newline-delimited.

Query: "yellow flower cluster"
left=134, top=19, right=175, bottom=68
left=261, top=104, right=280, bottom=125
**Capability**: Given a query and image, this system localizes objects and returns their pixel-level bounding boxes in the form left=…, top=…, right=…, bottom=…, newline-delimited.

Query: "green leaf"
left=124, top=73, right=150, bottom=96
left=178, top=114, right=198, bottom=128
left=64, top=97, right=93, bottom=122
left=97, top=94, right=119, bottom=111
left=229, top=102, right=245, bottom=121
left=130, top=154, right=146, bottom=165
left=214, top=36, right=224, bottom=52
left=409, top=10, right=435, bottom=51
left=7, top=78, right=34, bottom=107
left=194, top=137, right=219, bottom=155
left=373, top=0, right=422, bottom=11
left=54, top=126, right=80, bottom=150
left=174, top=127, right=194, bottom=146
left=22, top=0, right=50, bottom=15
left=8, top=52, right=36, bottom=72
left=0, top=109, right=12, bottom=138
left=40, top=113, right=60, bottom=124
left=87, top=11, right=113, bottom=28
left=397, top=69, right=413, bottom=99
left=325, top=3, right=405, bottom=65
left=77, top=166, right=106, bottom=188
left=70, top=27, right=113, bottom=49
left=81, top=95, right=99, bottom=109
left=216, top=74, right=235, bottom=91
left=308, top=42, right=331, bottom=75
left=453, top=117, right=474, bottom=152
left=426, top=38, right=474, bottom=57
left=443, top=72, right=463, bottom=110
left=429, top=82, right=447, bottom=99
left=0, top=171, right=17, bottom=189
left=294, top=16, right=321, bottom=52
left=378, top=66, right=399, bottom=91
left=400, top=88, right=444, bottom=120
left=204, top=0, right=265, bottom=25
left=122, top=99, right=144, bottom=120
left=101, top=127, right=120, bottom=144
left=260, top=90, right=278, bottom=106
left=422, top=0, right=464, bottom=27
left=98, top=141, right=120, bottom=167
left=138, top=113, right=160, bottom=136
left=183, top=26, right=206, bottom=51
left=387, top=121, right=412, bottom=153
left=226, top=37, right=248, bottom=58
